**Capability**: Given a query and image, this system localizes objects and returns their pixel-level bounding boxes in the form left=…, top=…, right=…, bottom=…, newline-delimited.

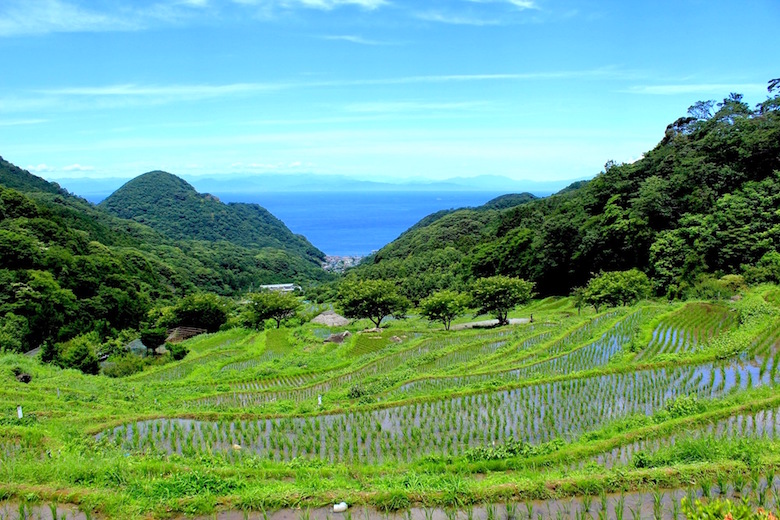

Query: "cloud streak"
left=0, top=0, right=141, bottom=37
left=0, top=0, right=389, bottom=37
left=321, top=34, right=393, bottom=45
left=0, top=68, right=631, bottom=113
left=623, top=83, right=768, bottom=96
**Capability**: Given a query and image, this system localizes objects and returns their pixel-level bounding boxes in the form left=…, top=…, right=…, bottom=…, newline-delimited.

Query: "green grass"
left=3, top=289, right=780, bottom=518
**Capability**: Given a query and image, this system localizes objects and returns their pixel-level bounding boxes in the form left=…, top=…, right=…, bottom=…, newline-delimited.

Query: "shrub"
left=167, top=342, right=189, bottom=361
left=681, top=496, right=778, bottom=520
left=103, top=354, right=144, bottom=378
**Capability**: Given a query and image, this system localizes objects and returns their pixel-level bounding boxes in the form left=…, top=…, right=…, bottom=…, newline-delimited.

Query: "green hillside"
left=354, top=90, right=780, bottom=301
left=100, top=171, right=324, bottom=264
left=0, top=163, right=332, bottom=353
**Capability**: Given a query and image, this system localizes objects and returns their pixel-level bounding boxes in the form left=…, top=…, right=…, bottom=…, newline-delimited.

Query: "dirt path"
left=451, top=317, right=530, bottom=330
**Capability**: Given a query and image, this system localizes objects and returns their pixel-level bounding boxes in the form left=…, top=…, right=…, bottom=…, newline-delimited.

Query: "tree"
left=171, top=293, right=230, bottom=332
left=247, top=290, right=301, bottom=329
left=470, top=275, right=534, bottom=326
left=58, top=333, right=100, bottom=375
left=419, top=290, right=469, bottom=330
left=140, top=327, right=168, bottom=351
left=583, top=269, right=651, bottom=311
left=0, top=312, right=26, bottom=353
left=337, top=279, right=409, bottom=328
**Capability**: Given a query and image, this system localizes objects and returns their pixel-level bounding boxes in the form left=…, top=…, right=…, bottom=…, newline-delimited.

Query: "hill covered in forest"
left=0, top=160, right=332, bottom=352
left=100, top=171, right=323, bottom=264
left=350, top=89, right=780, bottom=302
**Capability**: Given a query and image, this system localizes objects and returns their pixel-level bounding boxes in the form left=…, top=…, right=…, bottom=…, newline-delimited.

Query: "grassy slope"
left=1, top=288, right=780, bottom=518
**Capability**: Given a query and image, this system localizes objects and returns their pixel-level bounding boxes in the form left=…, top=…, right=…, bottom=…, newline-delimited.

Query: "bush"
left=140, top=328, right=167, bottom=349
left=653, top=394, right=705, bottom=423
left=103, top=353, right=144, bottom=378
left=347, top=385, right=368, bottom=399
left=167, top=342, right=189, bottom=361
left=681, top=496, right=778, bottom=520
left=58, top=333, right=100, bottom=375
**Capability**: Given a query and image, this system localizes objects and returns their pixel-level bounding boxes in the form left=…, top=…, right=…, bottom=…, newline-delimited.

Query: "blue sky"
left=1, top=0, right=777, bottom=184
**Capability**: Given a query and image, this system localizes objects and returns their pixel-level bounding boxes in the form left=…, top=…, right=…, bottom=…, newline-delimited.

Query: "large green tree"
left=170, top=293, right=230, bottom=332
left=337, top=279, right=409, bottom=328
left=419, top=290, right=470, bottom=330
left=246, top=290, right=301, bottom=329
left=470, top=276, right=534, bottom=326
left=582, top=269, right=651, bottom=312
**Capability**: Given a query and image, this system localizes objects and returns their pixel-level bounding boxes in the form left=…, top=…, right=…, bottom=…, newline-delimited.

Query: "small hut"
left=311, top=310, right=350, bottom=327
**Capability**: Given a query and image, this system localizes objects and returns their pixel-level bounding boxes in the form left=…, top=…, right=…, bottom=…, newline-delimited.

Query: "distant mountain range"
left=50, top=173, right=584, bottom=203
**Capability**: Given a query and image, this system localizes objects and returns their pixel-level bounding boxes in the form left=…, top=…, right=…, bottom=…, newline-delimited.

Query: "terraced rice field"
left=5, top=292, right=780, bottom=519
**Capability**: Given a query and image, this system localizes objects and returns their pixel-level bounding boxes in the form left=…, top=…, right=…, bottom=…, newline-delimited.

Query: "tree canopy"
left=419, top=290, right=470, bottom=330
left=246, top=290, right=301, bottom=329
left=582, top=269, right=652, bottom=312
left=337, top=279, right=409, bottom=328
left=470, top=276, right=534, bottom=326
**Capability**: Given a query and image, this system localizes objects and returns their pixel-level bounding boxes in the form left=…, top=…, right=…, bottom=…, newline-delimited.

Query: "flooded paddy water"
left=6, top=480, right=780, bottom=520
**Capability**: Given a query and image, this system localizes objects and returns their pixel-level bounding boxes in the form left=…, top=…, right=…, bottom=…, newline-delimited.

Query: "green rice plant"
left=700, top=480, right=711, bottom=499
left=486, top=504, right=496, bottom=520
left=652, top=490, right=663, bottom=520
left=524, top=502, right=534, bottom=520
left=581, top=495, right=592, bottom=519
left=598, top=488, right=607, bottom=514
left=446, top=508, right=457, bottom=520
left=671, top=496, right=681, bottom=520
left=628, top=505, right=640, bottom=520
left=466, top=504, right=475, bottom=520
left=733, top=474, right=746, bottom=495
left=716, top=473, right=728, bottom=495
left=614, top=494, right=625, bottom=520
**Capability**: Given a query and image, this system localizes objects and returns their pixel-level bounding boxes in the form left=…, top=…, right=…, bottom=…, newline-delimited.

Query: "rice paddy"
left=3, top=289, right=780, bottom=519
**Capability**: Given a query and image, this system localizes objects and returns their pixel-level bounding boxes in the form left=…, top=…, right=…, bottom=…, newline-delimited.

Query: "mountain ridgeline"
left=351, top=91, right=780, bottom=301
left=0, top=160, right=331, bottom=352
left=99, top=171, right=323, bottom=264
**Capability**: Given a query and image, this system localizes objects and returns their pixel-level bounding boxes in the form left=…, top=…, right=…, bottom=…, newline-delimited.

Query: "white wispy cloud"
left=0, top=0, right=141, bottom=37
left=62, top=163, right=94, bottom=171
left=38, top=83, right=283, bottom=97
left=26, top=163, right=55, bottom=172
left=285, top=0, right=387, bottom=9
left=322, top=34, right=392, bottom=45
left=415, top=11, right=502, bottom=26
left=623, top=83, right=767, bottom=95
left=1, top=69, right=627, bottom=113
left=0, top=0, right=389, bottom=37
left=344, top=100, right=490, bottom=113
left=466, top=0, right=538, bottom=10
left=0, top=119, right=48, bottom=126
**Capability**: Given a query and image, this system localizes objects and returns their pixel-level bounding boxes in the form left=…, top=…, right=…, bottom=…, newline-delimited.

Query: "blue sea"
left=215, top=191, right=507, bottom=256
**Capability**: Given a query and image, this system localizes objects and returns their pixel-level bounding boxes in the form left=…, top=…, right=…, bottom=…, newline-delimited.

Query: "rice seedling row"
left=589, top=405, right=780, bottom=469
left=391, top=310, right=651, bottom=398
left=637, top=303, right=734, bottom=360
left=106, top=350, right=779, bottom=465
left=130, top=349, right=241, bottom=382
left=194, top=330, right=516, bottom=407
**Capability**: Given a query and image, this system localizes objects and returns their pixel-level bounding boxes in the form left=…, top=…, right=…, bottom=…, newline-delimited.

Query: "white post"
left=318, top=395, right=322, bottom=406
left=17, top=405, right=23, bottom=419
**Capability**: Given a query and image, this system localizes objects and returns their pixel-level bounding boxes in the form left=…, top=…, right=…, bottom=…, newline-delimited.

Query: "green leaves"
left=246, top=290, right=301, bottom=329
left=337, top=279, right=409, bottom=328
left=582, top=269, right=651, bottom=312
left=419, top=290, right=469, bottom=330
left=470, top=275, right=534, bottom=326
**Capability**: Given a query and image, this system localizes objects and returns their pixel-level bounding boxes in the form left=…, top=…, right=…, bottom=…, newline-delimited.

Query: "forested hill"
left=0, top=160, right=332, bottom=352
left=352, top=89, right=780, bottom=302
left=100, top=171, right=324, bottom=264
